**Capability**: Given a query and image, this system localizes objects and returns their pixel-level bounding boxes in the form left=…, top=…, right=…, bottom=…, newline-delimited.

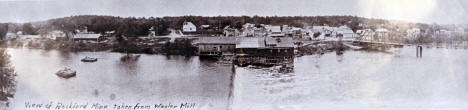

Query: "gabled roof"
left=183, top=22, right=196, bottom=27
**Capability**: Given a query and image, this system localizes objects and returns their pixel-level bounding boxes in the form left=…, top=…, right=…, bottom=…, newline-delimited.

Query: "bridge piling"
left=416, top=45, right=423, bottom=58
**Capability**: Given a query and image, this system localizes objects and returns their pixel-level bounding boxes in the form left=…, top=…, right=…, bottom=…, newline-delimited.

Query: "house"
left=235, top=37, right=294, bottom=66
left=193, top=37, right=236, bottom=57
left=282, top=25, right=290, bottom=33
left=76, top=26, right=92, bottom=34
left=289, top=27, right=302, bottom=38
left=242, top=23, right=255, bottom=37
left=336, top=26, right=355, bottom=40
left=5, top=32, right=17, bottom=40
left=269, top=26, right=285, bottom=37
left=182, top=22, right=197, bottom=33
left=375, top=28, right=390, bottom=41
left=43, top=30, right=66, bottom=40
left=16, top=31, right=23, bottom=35
left=223, top=26, right=240, bottom=37
left=253, top=27, right=266, bottom=37
left=72, top=33, right=102, bottom=42
left=148, top=26, right=156, bottom=37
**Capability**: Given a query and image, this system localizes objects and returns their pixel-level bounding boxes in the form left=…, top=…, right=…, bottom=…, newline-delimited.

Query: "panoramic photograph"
left=1, top=0, right=468, bottom=110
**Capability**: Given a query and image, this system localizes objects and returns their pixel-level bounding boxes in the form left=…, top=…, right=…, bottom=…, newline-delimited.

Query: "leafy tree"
left=22, top=23, right=36, bottom=35
left=313, top=32, right=321, bottom=38
left=0, top=48, right=15, bottom=101
left=0, top=24, right=8, bottom=40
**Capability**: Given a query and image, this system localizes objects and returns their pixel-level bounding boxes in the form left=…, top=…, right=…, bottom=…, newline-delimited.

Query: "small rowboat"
left=56, top=67, right=76, bottom=78
left=81, top=56, right=98, bottom=62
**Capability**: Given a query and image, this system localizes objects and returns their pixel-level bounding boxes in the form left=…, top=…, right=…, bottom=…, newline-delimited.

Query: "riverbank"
left=2, top=37, right=197, bottom=55
left=6, top=48, right=232, bottom=110
left=0, top=48, right=16, bottom=110
left=3, top=37, right=467, bottom=59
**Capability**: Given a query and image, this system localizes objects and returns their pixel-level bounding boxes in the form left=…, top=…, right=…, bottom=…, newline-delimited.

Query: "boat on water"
left=81, top=56, right=98, bottom=62
left=56, top=67, right=76, bottom=78
left=121, top=54, right=141, bottom=61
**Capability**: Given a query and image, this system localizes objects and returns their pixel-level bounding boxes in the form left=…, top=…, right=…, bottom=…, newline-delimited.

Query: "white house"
left=336, top=26, right=355, bottom=40
left=148, top=26, right=156, bottom=37
left=223, top=26, right=240, bottom=37
left=269, top=26, right=284, bottom=37
left=43, top=30, right=66, bottom=40
left=182, top=22, right=197, bottom=32
left=242, top=23, right=255, bottom=37
left=5, top=32, right=17, bottom=40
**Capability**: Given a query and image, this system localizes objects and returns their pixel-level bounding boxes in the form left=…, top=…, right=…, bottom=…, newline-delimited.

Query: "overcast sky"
left=0, top=0, right=467, bottom=24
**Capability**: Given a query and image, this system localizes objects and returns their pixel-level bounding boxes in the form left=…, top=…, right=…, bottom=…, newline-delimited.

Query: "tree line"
left=1, top=15, right=464, bottom=40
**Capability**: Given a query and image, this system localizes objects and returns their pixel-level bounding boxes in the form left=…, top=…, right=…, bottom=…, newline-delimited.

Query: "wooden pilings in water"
left=416, top=45, right=423, bottom=58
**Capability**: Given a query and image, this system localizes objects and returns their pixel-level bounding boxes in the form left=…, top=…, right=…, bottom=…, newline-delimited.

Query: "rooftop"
left=236, top=37, right=293, bottom=48
left=236, top=37, right=264, bottom=48
left=271, top=26, right=281, bottom=32
left=265, top=37, right=294, bottom=48
left=194, top=37, right=236, bottom=45
left=74, top=33, right=101, bottom=39
left=19, top=35, right=40, bottom=39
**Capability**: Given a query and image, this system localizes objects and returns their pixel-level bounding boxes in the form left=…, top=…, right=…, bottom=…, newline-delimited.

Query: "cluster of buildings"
left=5, top=31, right=66, bottom=41
left=191, top=22, right=299, bottom=66
left=222, top=23, right=358, bottom=42
left=193, top=36, right=294, bottom=66
left=4, top=26, right=104, bottom=43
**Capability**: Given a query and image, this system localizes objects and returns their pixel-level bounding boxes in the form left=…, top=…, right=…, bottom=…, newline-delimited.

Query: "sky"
left=0, top=0, right=467, bottom=24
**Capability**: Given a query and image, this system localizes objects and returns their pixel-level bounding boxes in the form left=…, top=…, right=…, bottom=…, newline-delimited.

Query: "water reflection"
left=8, top=48, right=233, bottom=110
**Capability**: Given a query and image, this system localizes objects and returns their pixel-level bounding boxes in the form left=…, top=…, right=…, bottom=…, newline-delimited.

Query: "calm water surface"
left=8, top=48, right=233, bottom=110
left=7, top=46, right=468, bottom=110
left=230, top=46, right=468, bottom=110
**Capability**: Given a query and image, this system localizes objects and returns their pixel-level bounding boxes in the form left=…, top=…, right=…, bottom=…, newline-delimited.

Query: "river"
left=6, top=46, right=468, bottom=110
left=7, top=48, right=233, bottom=110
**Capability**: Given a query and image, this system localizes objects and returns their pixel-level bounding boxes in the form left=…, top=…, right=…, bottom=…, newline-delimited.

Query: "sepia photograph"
left=1, top=0, right=468, bottom=110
